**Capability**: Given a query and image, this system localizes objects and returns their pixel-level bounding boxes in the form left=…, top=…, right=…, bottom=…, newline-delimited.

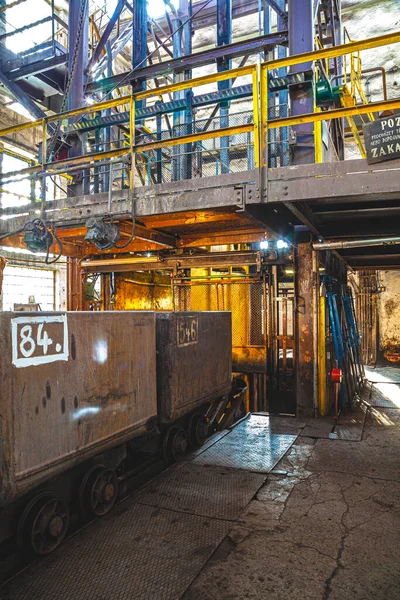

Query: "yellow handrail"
left=0, top=30, right=399, bottom=183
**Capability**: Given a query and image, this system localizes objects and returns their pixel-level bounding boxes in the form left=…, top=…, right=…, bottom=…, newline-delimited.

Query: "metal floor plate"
left=367, top=385, right=400, bottom=409
left=136, top=463, right=266, bottom=520
left=193, top=415, right=297, bottom=473
left=0, top=415, right=299, bottom=599
left=0, top=503, right=231, bottom=600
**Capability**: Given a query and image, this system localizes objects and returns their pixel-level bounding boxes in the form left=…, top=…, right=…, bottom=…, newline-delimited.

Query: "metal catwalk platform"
left=0, top=414, right=303, bottom=600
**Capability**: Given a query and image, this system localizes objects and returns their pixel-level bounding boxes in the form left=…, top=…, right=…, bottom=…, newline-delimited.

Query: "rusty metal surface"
left=173, top=278, right=267, bottom=376
left=0, top=502, right=231, bottom=600
left=193, top=414, right=297, bottom=473
left=156, top=312, right=232, bottom=424
left=295, top=242, right=315, bottom=418
left=135, top=463, right=266, bottom=520
left=0, top=311, right=157, bottom=506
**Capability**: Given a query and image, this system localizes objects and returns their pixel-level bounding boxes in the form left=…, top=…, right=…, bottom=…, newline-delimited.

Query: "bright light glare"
left=147, top=0, right=178, bottom=18
left=364, top=367, right=400, bottom=409
left=8, top=102, right=35, bottom=120
left=277, top=240, right=289, bottom=249
left=93, top=340, right=108, bottom=364
left=259, top=241, right=269, bottom=249
left=72, top=407, right=101, bottom=420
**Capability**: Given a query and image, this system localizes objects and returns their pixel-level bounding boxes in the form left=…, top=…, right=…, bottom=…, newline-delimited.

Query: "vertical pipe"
left=217, top=0, right=232, bottom=175
left=318, top=294, right=327, bottom=415
left=104, top=42, right=113, bottom=192
left=68, top=0, right=88, bottom=111
left=132, top=0, right=147, bottom=91
left=172, top=16, right=183, bottom=181
left=51, top=0, right=55, bottom=55
left=0, top=0, right=5, bottom=43
left=277, top=0, right=289, bottom=166
left=155, top=102, right=163, bottom=183
left=94, top=125, right=100, bottom=193
left=251, top=66, right=260, bottom=169
left=132, top=0, right=147, bottom=184
left=288, top=0, right=315, bottom=165
left=312, top=249, right=319, bottom=416
left=68, top=0, right=89, bottom=196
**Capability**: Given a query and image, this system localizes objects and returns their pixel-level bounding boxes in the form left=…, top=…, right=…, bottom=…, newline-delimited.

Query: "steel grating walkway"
left=0, top=414, right=299, bottom=600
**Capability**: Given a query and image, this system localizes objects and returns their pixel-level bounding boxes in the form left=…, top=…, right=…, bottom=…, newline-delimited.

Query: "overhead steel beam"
left=0, top=16, right=53, bottom=41
left=86, top=31, right=288, bottom=93
left=81, top=250, right=264, bottom=273
left=313, top=236, right=400, bottom=250
left=265, top=0, right=287, bottom=21
left=0, top=68, right=46, bottom=120
left=7, top=55, right=68, bottom=82
left=86, top=0, right=126, bottom=73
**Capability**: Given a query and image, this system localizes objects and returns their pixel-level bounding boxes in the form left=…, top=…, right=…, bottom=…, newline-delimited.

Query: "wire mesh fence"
left=134, top=110, right=255, bottom=185
left=172, top=279, right=266, bottom=349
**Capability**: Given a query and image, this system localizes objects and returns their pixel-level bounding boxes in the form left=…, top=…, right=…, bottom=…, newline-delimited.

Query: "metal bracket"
left=234, top=186, right=245, bottom=211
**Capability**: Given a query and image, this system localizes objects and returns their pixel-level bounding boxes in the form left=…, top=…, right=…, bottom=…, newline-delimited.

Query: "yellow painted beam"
left=314, top=108, right=323, bottom=163
left=263, top=30, right=400, bottom=71
left=0, top=65, right=255, bottom=140
left=267, top=97, right=400, bottom=129
left=318, top=295, right=327, bottom=416
left=138, top=123, right=253, bottom=153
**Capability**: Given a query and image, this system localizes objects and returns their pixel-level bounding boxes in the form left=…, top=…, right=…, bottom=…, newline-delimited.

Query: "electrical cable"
left=50, top=175, right=70, bottom=197
left=0, top=225, right=26, bottom=241
left=45, top=222, right=63, bottom=264
left=113, top=199, right=135, bottom=248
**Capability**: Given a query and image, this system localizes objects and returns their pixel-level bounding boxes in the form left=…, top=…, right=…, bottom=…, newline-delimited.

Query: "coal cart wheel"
left=80, top=465, right=119, bottom=518
left=188, top=414, right=208, bottom=448
left=17, top=492, right=69, bottom=555
left=162, top=426, right=188, bottom=463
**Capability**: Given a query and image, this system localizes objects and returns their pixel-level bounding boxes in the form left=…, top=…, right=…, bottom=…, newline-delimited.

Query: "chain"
left=46, top=0, right=88, bottom=161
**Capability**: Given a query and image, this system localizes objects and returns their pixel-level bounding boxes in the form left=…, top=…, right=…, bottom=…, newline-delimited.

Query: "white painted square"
left=11, top=314, right=69, bottom=368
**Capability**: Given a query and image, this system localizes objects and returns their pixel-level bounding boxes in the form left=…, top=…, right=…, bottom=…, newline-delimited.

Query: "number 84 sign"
left=11, top=315, right=69, bottom=368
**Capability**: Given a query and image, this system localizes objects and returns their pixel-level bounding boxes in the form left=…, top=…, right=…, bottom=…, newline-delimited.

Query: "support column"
left=288, top=0, right=315, bottom=164
left=131, top=0, right=147, bottom=186
left=277, top=0, right=289, bottom=166
left=68, top=0, right=89, bottom=195
left=295, top=241, right=317, bottom=418
left=181, top=0, right=192, bottom=181
left=217, top=0, right=232, bottom=174
left=132, top=0, right=147, bottom=92
left=66, top=258, right=86, bottom=311
left=172, top=0, right=192, bottom=181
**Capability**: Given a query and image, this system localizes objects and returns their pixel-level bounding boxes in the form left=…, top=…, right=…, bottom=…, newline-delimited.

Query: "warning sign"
left=364, top=114, right=400, bottom=164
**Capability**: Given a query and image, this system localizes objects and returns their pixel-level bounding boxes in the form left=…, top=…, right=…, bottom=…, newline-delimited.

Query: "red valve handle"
left=331, top=368, right=342, bottom=383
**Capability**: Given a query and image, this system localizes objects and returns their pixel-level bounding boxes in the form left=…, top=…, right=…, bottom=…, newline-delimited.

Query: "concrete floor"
left=2, top=371, right=400, bottom=600
left=183, top=404, right=400, bottom=600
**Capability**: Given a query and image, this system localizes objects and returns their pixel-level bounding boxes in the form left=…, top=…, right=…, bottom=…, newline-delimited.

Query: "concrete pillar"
left=295, top=241, right=317, bottom=418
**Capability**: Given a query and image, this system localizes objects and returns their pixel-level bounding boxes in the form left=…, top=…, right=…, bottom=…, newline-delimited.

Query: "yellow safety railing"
left=0, top=30, right=399, bottom=187
left=260, top=30, right=400, bottom=167
left=0, top=64, right=259, bottom=186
